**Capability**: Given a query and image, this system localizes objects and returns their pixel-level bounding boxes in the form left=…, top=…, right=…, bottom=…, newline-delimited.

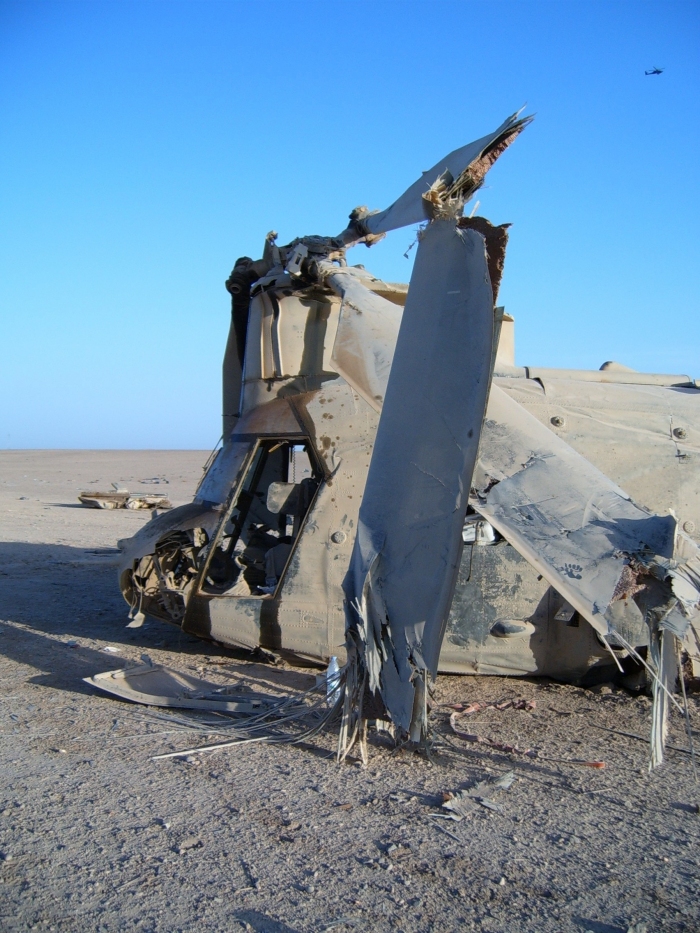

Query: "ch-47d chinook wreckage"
left=116, top=111, right=700, bottom=763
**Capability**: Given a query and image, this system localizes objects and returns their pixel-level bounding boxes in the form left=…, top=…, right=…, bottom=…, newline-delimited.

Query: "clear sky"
left=1, top=0, right=698, bottom=449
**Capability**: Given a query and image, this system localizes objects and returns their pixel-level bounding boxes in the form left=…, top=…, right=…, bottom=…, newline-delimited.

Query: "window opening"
left=202, top=439, right=320, bottom=597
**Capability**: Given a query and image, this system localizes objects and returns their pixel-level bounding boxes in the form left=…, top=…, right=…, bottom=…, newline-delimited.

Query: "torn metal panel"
left=85, top=662, right=277, bottom=713
left=325, top=266, right=403, bottom=413
left=473, top=383, right=680, bottom=640
left=496, top=376, right=700, bottom=534
left=343, top=221, right=496, bottom=734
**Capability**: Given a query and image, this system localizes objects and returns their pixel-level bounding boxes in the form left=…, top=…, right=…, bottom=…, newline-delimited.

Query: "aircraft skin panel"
left=327, top=269, right=403, bottom=413
left=496, top=376, right=700, bottom=536
left=442, top=540, right=614, bottom=678
left=474, top=383, right=680, bottom=639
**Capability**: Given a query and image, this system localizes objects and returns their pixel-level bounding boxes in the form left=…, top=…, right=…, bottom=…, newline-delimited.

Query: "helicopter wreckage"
left=115, top=111, right=700, bottom=763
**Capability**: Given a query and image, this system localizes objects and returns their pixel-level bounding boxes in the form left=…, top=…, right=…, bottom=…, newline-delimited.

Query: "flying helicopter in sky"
left=115, top=111, right=700, bottom=761
left=645, top=66, right=664, bottom=75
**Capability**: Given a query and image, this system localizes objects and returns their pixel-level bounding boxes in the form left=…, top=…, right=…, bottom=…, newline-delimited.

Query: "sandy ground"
left=0, top=450, right=699, bottom=933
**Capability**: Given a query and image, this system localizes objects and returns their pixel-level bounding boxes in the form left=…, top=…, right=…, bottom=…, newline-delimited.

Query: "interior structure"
left=201, top=438, right=321, bottom=597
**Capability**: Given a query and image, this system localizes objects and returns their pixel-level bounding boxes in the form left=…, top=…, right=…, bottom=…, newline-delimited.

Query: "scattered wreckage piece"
left=440, top=771, right=517, bottom=819
left=449, top=708, right=537, bottom=758
left=447, top=698, right=536, bottom=713
left=84, top=661, right=280, bottom=713
left=84, top=659, right=346, bottom=759
left=79, top=487, right=172, bottom=510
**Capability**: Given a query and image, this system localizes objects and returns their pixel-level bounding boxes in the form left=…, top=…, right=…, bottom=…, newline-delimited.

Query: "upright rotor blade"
left=342, top=221, right=497, bottom=735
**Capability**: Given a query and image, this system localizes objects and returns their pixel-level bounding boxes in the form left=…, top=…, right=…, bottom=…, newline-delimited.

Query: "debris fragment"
left=84, top=662, right=281, bottom=713
left=431, top=822, right=462, bottom=843
left=126, top=611, right=146, bottom=629
left=79, top=490, right=172, bottom=510
left=449, top=702, right=538, bottom=757
left=326, top=656, right=341, bottom=707
left=447, top=698, right=536, bottom=713
left=542, top=758, right=606, bottom=769
left=441, top=770, right=517, bottom=820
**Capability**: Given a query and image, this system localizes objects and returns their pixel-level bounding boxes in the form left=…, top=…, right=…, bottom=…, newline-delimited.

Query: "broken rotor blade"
left=343, top=221, right=497, bottom=734
left=340, top=111, right=532, bottom=242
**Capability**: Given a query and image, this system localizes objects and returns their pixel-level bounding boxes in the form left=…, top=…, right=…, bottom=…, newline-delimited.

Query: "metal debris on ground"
left=448, top=699, right=538, bottom=757
left=447, top=698, right=536, bottom=713
left=79, top=487, right=171, bottom=510
left=85, top=661, right=286, bottom=714
left=150, top=676, right=344, bottom=760
left=83, top=660, right=346, bottom=760
left=541, top=758, right=605, bottom=768
left=440, top=770, right=517, bottom=819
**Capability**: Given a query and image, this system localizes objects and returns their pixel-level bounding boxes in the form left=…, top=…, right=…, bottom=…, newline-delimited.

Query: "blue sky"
left=1, top=0, right=698, bottom=448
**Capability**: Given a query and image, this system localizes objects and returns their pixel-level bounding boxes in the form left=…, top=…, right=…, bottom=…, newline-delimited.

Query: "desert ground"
left=0, top=450, right=698, bottom=933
